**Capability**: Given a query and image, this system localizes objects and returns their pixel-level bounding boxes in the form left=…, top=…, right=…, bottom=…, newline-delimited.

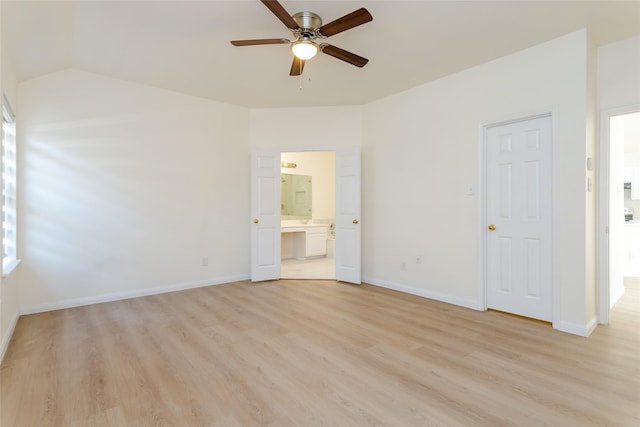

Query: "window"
left=2, top=96, right=17, bottom=276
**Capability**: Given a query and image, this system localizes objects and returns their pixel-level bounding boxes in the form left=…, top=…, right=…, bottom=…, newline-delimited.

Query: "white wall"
left=362, top=30, right=592, bottom=332
left=0, top=22, right=20, bottom=362
left=249, top=106, right=362, bottom=150
left=585, top=35, right=598, bottom=328
left=18, top=69, right=250, bottom=311
left=597, top=36, right=640, bottom=111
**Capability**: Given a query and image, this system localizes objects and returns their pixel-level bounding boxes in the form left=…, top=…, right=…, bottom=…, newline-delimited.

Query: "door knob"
left=353, top=219, right=359, bottom=224
left=253, top=218, right=259, bottom=224
left=488, top=224, right=496, bottom=231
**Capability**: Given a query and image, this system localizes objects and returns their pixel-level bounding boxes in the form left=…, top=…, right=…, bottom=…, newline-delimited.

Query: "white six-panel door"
left=335, top=147, right=362, bottom=284
left=250, top=151, right=281, bottom=281
left=486, top=115, right=553, bottom=321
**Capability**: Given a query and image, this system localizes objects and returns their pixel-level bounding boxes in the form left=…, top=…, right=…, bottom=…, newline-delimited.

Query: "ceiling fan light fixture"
left=291, top=39, right=318, bottom=60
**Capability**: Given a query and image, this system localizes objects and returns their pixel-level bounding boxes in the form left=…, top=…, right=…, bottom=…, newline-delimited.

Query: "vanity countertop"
left=281, top=223, right=327, bottom=232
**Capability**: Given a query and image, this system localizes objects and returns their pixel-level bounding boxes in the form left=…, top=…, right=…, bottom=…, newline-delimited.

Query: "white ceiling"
left=2, top=1, right=639, bottom=108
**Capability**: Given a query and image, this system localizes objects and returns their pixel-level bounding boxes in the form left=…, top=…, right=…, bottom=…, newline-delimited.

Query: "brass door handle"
left=253, top=218, right=259, bottom=224
left=353, top=219, right=359, bottom=224
left=488, top=224, right=496, bottom=231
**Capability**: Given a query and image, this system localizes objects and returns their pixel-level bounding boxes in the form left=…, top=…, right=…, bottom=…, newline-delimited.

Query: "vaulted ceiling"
left=2, top=1, right=639, bottom=108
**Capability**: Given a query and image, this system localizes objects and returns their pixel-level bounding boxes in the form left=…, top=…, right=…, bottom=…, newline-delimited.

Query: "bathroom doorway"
left=599, top=107, right=640, bottom=324
left=280, top=151, right=336, bottom=279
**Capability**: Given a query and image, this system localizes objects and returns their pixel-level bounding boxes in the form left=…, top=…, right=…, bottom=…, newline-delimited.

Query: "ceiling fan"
left=230, top=0, right=373, bottom=76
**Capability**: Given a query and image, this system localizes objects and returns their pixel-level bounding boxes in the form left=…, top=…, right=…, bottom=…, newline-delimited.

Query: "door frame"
left=597, top=104, right=640, bottom=325
left=478, top=110, right=560, bottom=328
left=252, top=145, right=362, bottom=283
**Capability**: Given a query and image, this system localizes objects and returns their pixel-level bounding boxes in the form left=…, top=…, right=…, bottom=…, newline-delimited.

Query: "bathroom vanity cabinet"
left=305, top=227, right=328, bottom=257
left=281, top=224, right=328, bottom=259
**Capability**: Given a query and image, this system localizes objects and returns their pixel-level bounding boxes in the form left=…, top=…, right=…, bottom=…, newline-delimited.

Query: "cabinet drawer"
left=306, top=228, right=327, bottom=236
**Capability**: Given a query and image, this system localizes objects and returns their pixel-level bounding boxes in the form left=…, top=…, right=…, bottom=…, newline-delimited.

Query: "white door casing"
left=335, top=147, right=362, bottom=284
left=485, top=115, right=553, bottom=321
left=250, top=151, right=281, bottom=281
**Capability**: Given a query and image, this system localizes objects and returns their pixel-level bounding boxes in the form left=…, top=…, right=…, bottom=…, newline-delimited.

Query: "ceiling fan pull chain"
left=299, top=63, right=303, bottom=91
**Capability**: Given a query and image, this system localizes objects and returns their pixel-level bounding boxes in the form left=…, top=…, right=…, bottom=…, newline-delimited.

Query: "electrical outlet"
left=402, top=261, right=407, bottom=271
left=202, top=257, right=209, bottom=267
left=415, top=255, right=422, bottom=264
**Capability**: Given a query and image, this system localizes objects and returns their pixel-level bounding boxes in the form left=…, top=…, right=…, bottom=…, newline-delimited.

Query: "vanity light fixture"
left=281, top=161, right=297, bottom=169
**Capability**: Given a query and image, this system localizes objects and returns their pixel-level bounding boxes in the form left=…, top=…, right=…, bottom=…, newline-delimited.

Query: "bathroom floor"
left=281, top=256, right=335, bottom=279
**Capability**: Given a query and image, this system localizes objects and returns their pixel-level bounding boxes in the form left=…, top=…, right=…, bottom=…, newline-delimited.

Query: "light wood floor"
left=281, top=256, right=335, bottom=279
left=1, top=280, right=639, bottom=426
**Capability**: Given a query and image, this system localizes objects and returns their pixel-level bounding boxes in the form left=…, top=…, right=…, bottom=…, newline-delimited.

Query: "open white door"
left=250, top=150, right=281, bottom=281
left=335, top=147, right=361, bottom=284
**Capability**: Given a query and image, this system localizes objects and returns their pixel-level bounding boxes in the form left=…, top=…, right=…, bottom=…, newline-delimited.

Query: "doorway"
left=280, top=151, right=336, bottom=279
left=599, top=107, right=640, bottom=324
left=250, top=146, right=361, bottom=284
left=483, top=114, right=554, bottom=322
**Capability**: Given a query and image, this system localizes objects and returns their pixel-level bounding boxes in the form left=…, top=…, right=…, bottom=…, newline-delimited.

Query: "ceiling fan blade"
left=318, top=8, right=372, bottom=37
left=231, top=38, right=290, bottom=46
left=321, top=44, right=369, bottom=68
left=260, top=0, right=299, bottom=30
left=289, top=56, right=306, bottom=76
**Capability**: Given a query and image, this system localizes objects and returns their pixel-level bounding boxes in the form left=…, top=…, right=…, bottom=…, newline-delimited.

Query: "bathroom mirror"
left=281, top=173, right=312, bottom=220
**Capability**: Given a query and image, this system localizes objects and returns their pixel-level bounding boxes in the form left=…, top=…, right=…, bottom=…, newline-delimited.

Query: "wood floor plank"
left=2, top=279, right=639, bottom=426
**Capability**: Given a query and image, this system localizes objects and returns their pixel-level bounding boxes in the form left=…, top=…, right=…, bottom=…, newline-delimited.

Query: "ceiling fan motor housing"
left=293, top=11, right=322, bottom=33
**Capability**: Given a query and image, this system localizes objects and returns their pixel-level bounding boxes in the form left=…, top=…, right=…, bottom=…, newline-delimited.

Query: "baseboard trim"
left=554, top=315, right=598, bottom=337
left=19, top=274, right=251, bottom=315
left=363, top=276, right=483, bottom=311
left=0, top=310, right=19, bottom=365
